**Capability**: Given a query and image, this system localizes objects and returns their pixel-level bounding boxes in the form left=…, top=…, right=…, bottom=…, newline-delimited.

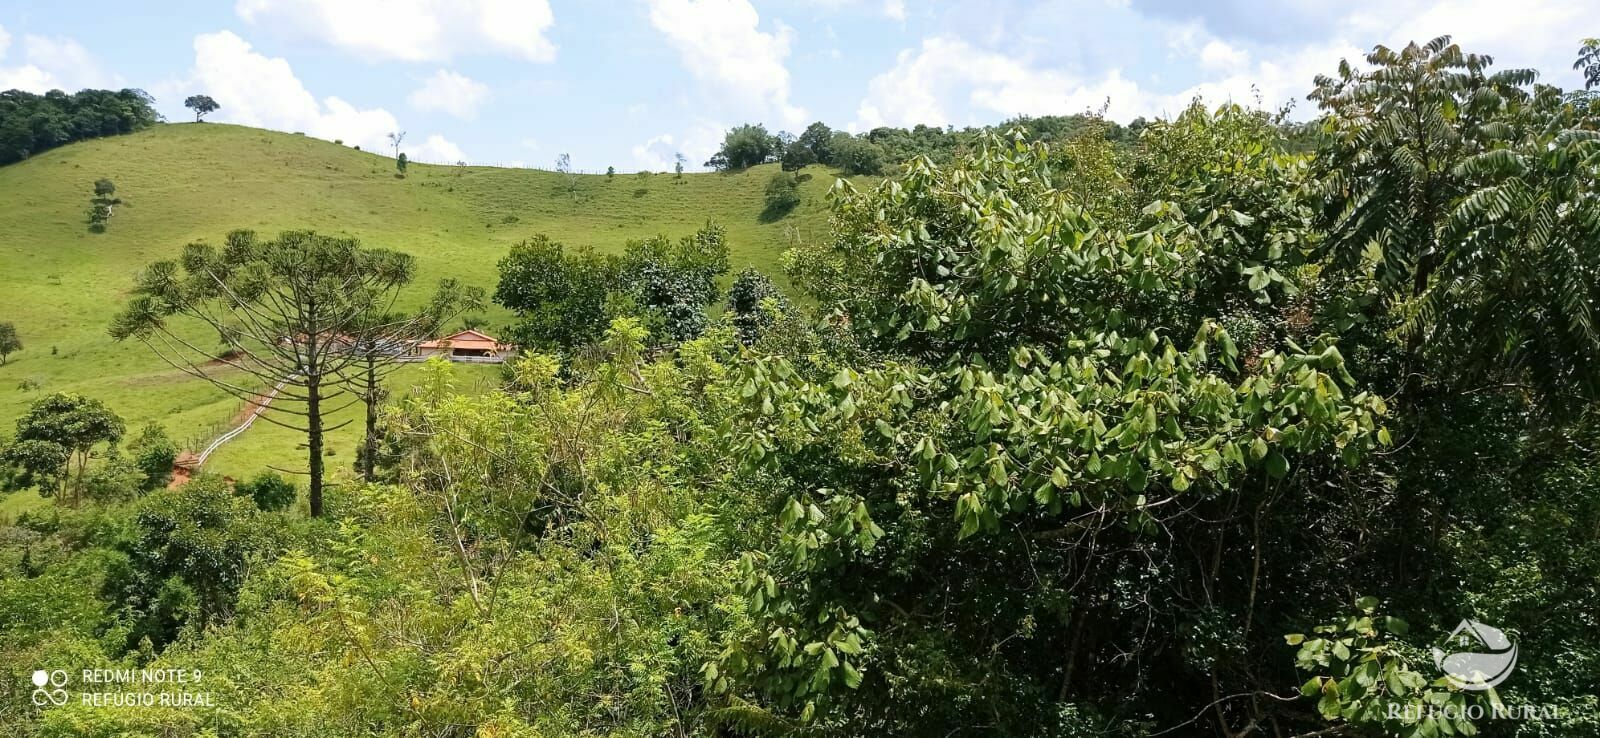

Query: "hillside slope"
left=0, top=123, right=839, bottom=478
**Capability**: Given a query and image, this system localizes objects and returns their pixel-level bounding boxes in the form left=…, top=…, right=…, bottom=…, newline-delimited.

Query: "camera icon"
left=30, top=669, right=69, bottom=706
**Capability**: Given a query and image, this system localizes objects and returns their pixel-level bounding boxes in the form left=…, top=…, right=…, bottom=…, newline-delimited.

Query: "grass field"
left=0, top=122, right=841, bottom=481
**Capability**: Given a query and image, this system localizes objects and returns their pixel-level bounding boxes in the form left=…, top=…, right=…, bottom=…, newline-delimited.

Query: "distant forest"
left=0, top=88, right=159, bottom=165
left=705, top=112, right=1323, bottom=176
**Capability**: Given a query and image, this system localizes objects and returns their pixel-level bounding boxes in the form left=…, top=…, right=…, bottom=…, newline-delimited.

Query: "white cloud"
left=0, top=26, right=116, bottom=92
left=407, top=69, right=489, bottom=119
left=1199, top=39, right=1248, bottom=71
left=1158, top=39, right=1360, bottom=117
left=1370, top=0, right=1585, bottom=85
left=632, top=121, right=724, bottom=172
left=854, top=36, right=1142, bottom=129
left=234, top=0, right=556, bottom=62
left=0, top=61, right=55, bottom=94
left=1144, top=0, right=1587, bottom=117
left=853, top=0, right=1589, bottom=136
left=1144, top=0, right=1585, bottom=120
left=646, top=0, right=806, bottom=128
left=186, top=31, right=465, bottom=160
left=632, top=133, right=678, bottom=171
left=807, top=0, right=908, bottom=20
left=411, top=133, right=466, bottom=163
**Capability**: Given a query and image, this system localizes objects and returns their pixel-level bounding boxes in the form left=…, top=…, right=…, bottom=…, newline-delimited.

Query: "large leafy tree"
left=1312, top=38, right=1536, bottom=304
left=495, top=235, right=622, bottom=351
left=183, top=94, right=220, bottom=122
left=1412, top=84, right=1600, bottom=401
left=781, top=121, right=833, bottom=170
left=716, top=132, right=1385, bottom=734
left=707, top=124, right=782, bottom=170
left=110, top=474, right=272, bottom=648
left=1309, top=37, right=1535, bottom=301
left=110, top=230, right=419, bottom=517
left=617, top=222, right=731, bottom=342
left=495, top=223, right=731, bottom=350
left=1284, top=38, right=1600, bottom=736
left=1, top=392, right=124, bottom=503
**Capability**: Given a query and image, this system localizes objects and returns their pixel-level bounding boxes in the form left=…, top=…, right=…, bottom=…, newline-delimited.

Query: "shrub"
left=129, top=423, right=177, bottom=491
left=235, top=471, right=297, bottom=512
left=725, top=267, right=790, bottom=343
left=828, top=133, right=886, bottom=175
left=110, top=474, right=270, bottom=648
left=762, top=171, right=802, bottom=221
left=80, top=455, right=145, bottom=503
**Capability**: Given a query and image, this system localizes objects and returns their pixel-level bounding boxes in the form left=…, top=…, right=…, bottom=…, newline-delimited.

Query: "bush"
left=725, top=267, right=790, bottom=343
left=80, top=455, right=145, bottom=504
left=829, top=133, right=887, bottom=175
left=762, top=171, right=802, bottom=221
left=495, top=235, right=621, bottom=351
left=706, top=123, right=781, bottom=170
left=129, top=423, right=177, bottom=491
left=235, top=472, right=297, bottom=512
left=110, top=474, right=271, bottom=648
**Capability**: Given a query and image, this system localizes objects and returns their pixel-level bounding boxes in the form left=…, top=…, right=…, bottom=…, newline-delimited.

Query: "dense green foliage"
left=2, top=35, right=1598, bottom=738
left=495, top=235, right=619, bottom=351
left=714, top=114, right=1146, bottom=176
left=725, top=267, right=791, bottom=344
left=0, top=88, right=158, bottom=165
left=707, top=123, right=784, bottom=170
left=496, top=222, right=732, bottom=350
left=234, top=472, right=297, bottom=512
left=126, top=423, right=176, bottom=492
left=1, top=393, right=124, bottom=502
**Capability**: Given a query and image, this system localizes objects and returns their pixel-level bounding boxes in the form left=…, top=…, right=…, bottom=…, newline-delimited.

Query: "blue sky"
left=1, top=0, right=1593, bottom=171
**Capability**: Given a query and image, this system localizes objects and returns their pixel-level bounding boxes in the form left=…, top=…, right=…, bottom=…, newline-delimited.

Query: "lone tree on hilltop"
left=0, top=322, right=20, bottom=364
left=184, top=95, right=220, bottom=122
left=556, top=153, right=578, bottom=199
left=110, top=230, right=428, bottom=517
left=706, top=123, right=781, bottom=170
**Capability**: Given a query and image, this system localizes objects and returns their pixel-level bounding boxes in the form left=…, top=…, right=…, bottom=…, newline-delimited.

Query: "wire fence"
left=343, top=140, right=692, bottom=175
left=402, top=157, right=681, bottom=175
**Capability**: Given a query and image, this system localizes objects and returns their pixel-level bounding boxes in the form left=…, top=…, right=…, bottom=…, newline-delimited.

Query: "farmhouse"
left=413, top=329, right=515, bottom=363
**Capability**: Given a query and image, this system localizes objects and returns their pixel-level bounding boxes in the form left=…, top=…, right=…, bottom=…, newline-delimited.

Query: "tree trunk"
left=362, top=357, right=378, bottom=482
left=307, top=375, right=325, bottom=517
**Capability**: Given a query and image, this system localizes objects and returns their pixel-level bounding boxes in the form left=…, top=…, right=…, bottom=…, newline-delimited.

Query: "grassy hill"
left=0, top=122, right=840, bottom=484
